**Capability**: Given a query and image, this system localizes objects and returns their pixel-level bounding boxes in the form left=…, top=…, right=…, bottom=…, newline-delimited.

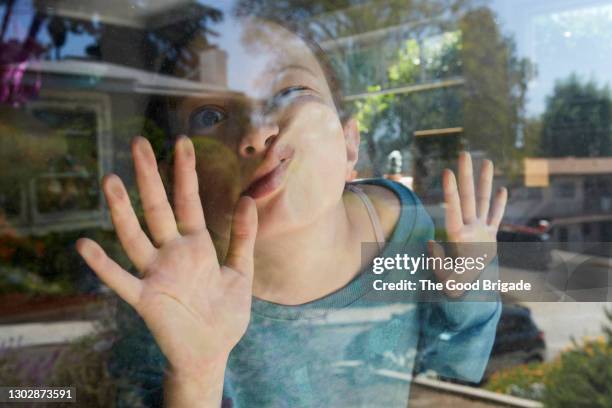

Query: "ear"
left=343, top=118, right=360, bottom=181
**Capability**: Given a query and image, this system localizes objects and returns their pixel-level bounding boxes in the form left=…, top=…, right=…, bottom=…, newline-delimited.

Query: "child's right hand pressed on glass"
left=428, top=151, right=508, bottom=297
left=75, top=136, right=258, bottom=378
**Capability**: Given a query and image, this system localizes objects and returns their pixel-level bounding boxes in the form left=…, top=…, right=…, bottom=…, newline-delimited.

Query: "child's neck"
left=251, top=191, right=378, bottom=305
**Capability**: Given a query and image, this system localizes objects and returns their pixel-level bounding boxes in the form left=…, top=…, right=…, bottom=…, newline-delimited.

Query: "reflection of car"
left=497, top=224, right=551, bottom=270
left=484, top=304, right=546, bottom=379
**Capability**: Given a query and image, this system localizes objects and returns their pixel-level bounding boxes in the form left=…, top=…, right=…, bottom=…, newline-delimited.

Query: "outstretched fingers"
left=224, top=196, right=258, bottom=278
left=173, top=136, right=206, bottom=234
left=488, top=187, right=508, bottom=230
left=132, top=137, right=180, bottom=245
left=457, top=151, right=477, bottom=224
left=477, top=159, right=494, bottom=220
left=76, top=238, right=142, bottom=306
left=442, top=168, right=463, bottom=234
left=102, top=174, right=157, bottom=272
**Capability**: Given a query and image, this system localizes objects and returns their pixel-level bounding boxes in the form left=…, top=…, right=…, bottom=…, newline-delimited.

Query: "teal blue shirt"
left=109, top=178, right=501, bottom=407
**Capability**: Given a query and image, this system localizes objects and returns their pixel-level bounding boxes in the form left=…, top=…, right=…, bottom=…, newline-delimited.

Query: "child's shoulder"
left=353, top=178, right=432, bottom=242
left=355, top=179, right=403, bottom=240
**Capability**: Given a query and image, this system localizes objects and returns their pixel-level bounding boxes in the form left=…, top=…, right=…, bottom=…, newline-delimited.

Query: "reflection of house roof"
left=524, top=157, right=612, bottom=175
left=36, top=0, right=198, bottom=29
left=26, top=60, right=235, bottom=97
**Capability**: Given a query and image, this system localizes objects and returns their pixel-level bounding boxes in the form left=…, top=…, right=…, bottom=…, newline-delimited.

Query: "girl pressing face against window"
left=173, top=19, right=360, bottom=248
left=77, top=15, right=507, bottom=408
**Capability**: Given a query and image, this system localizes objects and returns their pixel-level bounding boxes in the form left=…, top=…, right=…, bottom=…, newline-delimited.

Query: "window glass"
left=1, top=1, right=611, bottom=407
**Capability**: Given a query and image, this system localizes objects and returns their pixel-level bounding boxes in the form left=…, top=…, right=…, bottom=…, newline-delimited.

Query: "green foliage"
left=541, top=307, right=612, bottom=408
left=0, top=228, right=126, bottom=296
left=486, top=306, right=612, bottom=407
left=0, top=109, right=68, bottom=186
left=352, top=30, right=464, bottom=174
left=0, top=266, right=68, bottom=295
left=540, top=74, right=612, bottom=157
left=112, top=115, right=167, bottom=162
left=354, top=86, right=392, bottom=134
left=542, top=335, right=612, bottom=407
left=484, top=361, right=550, bottom=400
left=387, top=39, right=421, bottom=84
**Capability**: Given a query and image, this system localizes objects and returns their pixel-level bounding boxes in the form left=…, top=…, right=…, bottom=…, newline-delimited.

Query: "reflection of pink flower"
left=0, top=38, right=44, bottom=106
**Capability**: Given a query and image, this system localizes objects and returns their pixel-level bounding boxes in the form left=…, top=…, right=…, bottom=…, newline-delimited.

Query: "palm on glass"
left=429, top=152, right=508, bottom=296
left=76, top=136, right=257, bottom=376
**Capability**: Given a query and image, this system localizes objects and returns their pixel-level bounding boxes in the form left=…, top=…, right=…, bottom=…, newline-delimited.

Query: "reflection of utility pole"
left=385, top=150, right=413, bottom=188
left=417, top=35, right=426, bottom=84
left=387, top=150, right=402, bottom=176
left=200, top=47, right=227, bottom=86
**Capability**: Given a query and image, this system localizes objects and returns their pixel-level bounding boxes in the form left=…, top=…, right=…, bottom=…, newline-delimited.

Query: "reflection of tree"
left=353, top=32, right=464, bottom=176
left=461, top=7, right=535, bottom=172
left=539, top=74, right=612, bottom=158
left=46, top=15, right=100, bottom=60
left=235, top=2, right=534, bottom=178
left=234, top=0, right=473, bottom=176
left=1, top=1, right=224, bottom=75
left=143, top=4, right=223, bottom=76
left=521, top=117, right=543, bottom=158
left=236, top=0, right=469, bottom=39
left=349, top=6, right=534, bottom=176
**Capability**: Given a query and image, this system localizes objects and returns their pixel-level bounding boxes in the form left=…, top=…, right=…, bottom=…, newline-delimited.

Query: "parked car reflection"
left=497, top=223, right=551, bottom=271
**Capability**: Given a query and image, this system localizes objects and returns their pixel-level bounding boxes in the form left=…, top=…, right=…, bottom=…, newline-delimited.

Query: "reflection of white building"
left=0, top=0, right=233, bottom=236
left=1, top=59, right=229, bottom=236
left=506, top=157, right=612, bottom=244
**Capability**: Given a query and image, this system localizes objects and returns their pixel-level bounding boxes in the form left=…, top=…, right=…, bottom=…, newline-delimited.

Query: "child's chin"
left=255, top=208, right=300, bottom=239
left=254, top=215, right=289, bottom=239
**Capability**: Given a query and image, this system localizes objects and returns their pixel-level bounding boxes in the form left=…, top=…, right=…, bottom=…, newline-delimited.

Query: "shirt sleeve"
left=415, top=262, right=502, bottom=383
left=398, top=184, right=501, bottom=383
left=107, top=296, right=166, bottom=408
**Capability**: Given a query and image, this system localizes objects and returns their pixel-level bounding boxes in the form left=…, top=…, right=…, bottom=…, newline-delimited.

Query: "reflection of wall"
left=1, top=59, right=227, bottom=236
left=504, top=157, right=612, bottom=245
left=200, top=47, right=228, bottom=86
left=411, top=128, right=466, bottom=203
left=0, top=92, right=113, bottom=236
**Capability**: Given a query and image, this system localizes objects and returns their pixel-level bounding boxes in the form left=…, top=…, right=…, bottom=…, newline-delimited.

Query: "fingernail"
left=137, top=137, right=149, bottom=154
left=180, top=136, right=193, bottom=157
left=106, top=175, right=124, bottom=199
left=76, top=238, right=93, bottom=258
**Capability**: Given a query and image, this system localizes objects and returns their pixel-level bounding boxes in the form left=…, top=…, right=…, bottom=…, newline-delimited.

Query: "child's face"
left=174, top=19, right=358, bottom=240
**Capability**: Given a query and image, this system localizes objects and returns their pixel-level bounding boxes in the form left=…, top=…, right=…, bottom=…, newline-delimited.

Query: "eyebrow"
left=275, top=64, right=317, bottom=77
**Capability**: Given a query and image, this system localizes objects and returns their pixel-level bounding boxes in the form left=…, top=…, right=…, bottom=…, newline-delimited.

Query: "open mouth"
left=242, top=156, right=293, bottom=200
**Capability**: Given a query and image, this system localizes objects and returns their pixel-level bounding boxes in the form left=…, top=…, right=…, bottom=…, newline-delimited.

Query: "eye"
left=277, top=86, right=310, bottom=98
left=274, top=85, right=310, bottom=100
left=189, top=106, right=227, bottom=131
left=268, top=86, right=312, bottom=111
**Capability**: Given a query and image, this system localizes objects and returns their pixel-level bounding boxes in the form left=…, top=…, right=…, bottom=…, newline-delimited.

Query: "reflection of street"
left=499, top=262, right=611, bottom=360
left=522, top=302, right=609, bottom=360
left=0, top=321, right=95, bottom=347
left=498, top=266, right=556, bottom=301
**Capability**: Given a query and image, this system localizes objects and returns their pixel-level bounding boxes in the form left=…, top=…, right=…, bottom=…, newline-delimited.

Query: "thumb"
left=429, top=240, right=466, bottom=299
left=224, top=195, right=258, bottom=277
left=428, top=239, right=449, bottom=283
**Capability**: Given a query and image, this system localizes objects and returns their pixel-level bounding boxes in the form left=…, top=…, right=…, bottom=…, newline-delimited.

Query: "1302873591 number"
left=0, top=387, right=76, bottom=402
